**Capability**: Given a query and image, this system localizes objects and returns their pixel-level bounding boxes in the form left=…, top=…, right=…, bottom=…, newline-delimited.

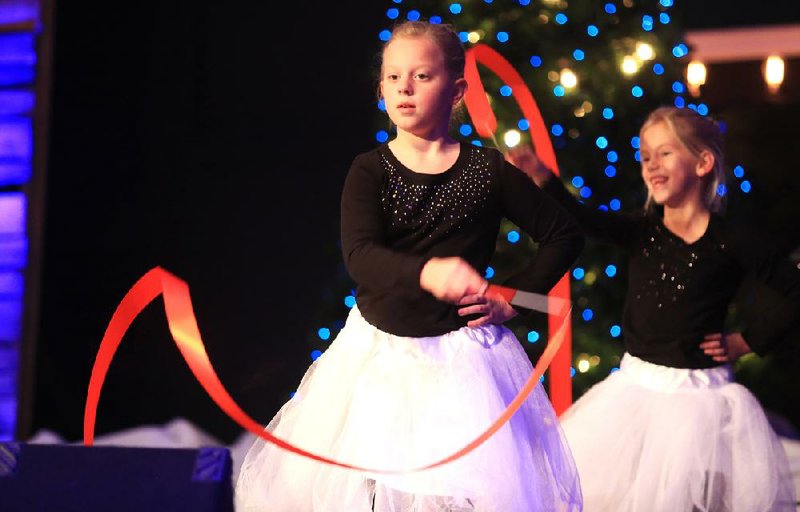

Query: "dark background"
left=28, top=2, right=800, bottom=444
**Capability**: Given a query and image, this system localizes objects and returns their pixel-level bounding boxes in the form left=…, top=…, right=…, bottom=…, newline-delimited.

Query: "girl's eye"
left=387, top=74, right=399, bottom=81
left=415, top=73, right=429, bottom=80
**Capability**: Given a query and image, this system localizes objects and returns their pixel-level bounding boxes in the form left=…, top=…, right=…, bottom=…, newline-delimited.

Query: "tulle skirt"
left=235, top=307, right=582, bottom=511
left=560, top=352, right=796, bottom=512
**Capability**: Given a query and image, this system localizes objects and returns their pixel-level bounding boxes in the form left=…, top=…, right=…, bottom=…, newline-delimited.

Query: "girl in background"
left=508, top=106, right=798, bottom=511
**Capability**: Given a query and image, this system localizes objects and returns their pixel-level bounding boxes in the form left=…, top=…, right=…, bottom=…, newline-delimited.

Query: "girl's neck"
left=388, top=132, right=460, bottom=175
left=662, top=201, right=711, bottom=244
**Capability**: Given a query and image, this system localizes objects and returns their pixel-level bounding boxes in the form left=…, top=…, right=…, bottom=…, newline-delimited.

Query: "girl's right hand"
left=504, top=145, right=553, bottom=188
left=420, top=257, right=487, bottom=303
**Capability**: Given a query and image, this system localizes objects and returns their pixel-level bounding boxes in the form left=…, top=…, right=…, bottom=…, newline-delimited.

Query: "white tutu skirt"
left=235, top=307, right=582, bottom=511
left=560, top=353, right=796, bottom=512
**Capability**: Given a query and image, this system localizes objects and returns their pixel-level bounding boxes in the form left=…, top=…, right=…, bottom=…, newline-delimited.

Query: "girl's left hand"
left=700, top=332, right=752, bottom=363
left=457, top=293, right=518, bottom=327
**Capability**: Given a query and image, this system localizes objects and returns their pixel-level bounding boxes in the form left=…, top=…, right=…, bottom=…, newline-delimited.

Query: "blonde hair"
left=381, top=20, right=465, bottom=80
left=640, top=106, right=726, bottom=213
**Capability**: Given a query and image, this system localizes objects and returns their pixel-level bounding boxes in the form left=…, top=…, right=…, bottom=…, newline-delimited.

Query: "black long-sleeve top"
left=340, top=142, right=584, bottom=338
left=543, top=177, right=800, bottom=368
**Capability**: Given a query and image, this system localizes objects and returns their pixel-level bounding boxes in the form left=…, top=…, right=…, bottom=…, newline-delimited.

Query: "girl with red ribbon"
left=508, top=106, right=799, bottom=511
left=235, top=19, right=584, bottom=512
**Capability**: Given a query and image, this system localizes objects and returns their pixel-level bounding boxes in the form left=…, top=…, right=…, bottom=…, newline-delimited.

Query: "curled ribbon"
left=464, top=44, right=573, bottom=414
left=84, top=266, right=570, bottom=474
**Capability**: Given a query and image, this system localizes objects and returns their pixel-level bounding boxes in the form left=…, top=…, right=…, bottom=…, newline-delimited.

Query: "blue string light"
left=379, top=29, right=392, bottom=42
left=497, top=31, right=509, bottom=43
left=459, top=32, right=469, bottom=43
left=610, top=325, right=622, bottom=337
left=553, top=85, right=565, bottom=96
left=740, top=180, right=752, bottom=193
left=377, top=98, right=386, bottom=112
left=318, top=328, right=331, bottom=340
left=672, top=81, right=685, bottom=93
left=407, top=9, right=421, bottom=20
left=697, top=103, right=709, bottom=115
left=631, top=136, right=640, bottom=149
left=500, top=85, right=513, bottom=96
left=596, top=136, right=609, bottom=149
left=570, top=367, right=577, bottom=378
left=573, top=49, right=585, bottom=61
left=471, top=140, right=483, bottom=146
left=311, top=350, right=323, bottom=361
left=572, top=267, right=585, bottom=280
left=602, top=107, right=614, bottom=119
left=631, top=85, right=643, bottom=97
left=527, top=330, right=540, bottom=343
left=672, top=44, right=688, bottom=58
left=580, top=186, right=592, bottom=198
left=518, top=0, right=531, bottom=5
left=660, top=13, right=671, bottom=24
left=571, top=176, right=585, bottom=188
left=555, top=13, right=568, bottom=24
left=604, top=3, right=617, bottom=14
left=605, top=165, right=617, bottom=177
left=642, top=15, right=653, bottom=31
left=485, top=266, right=495, bottom=279
left=716, top=184, right=727, bottom=197
left=582, top=308, right=594, bottom=321
left=660, top=0, right=674, bottom=7
left=551, top=124, right=564, bottom=136
left=674, top=96, right=685, bottom=108
left=344, top=295, right=356, bottom=308
left=587, top=24, right=599, bottom=37
left=634, top=150, right=641, bottom=162
left=733, top=165, right=745, bottom=178
left=518, top=119, right=530, bottom=130
left=607, top=151, right=619, bottom=163
left=448, top=3, right=462, bottom=14
left=653, top=63, right=665, bottom=75
left=507, top=230, right=521, bottom=243
left=610, top=198, right=621, bottom=210
left=529, top=55, right=543, bottom=67
left=376, top=130, right=389, bottom=143
left=605, top=264, right=617, bottom=277
left=430, top=16, right=443, bottom=24
left=459, top=124, right=473, bottom=136
left=386, top=8, right=399, bottom=19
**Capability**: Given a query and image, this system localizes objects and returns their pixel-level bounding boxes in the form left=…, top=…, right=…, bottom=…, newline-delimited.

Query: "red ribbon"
left=84, top=266, right=569, bottom=473
left=464, top=44, right=573, bottom=414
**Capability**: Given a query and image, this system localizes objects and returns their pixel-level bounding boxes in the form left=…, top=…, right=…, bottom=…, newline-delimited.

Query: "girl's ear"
left=452, top=77, right=467, bottom=106
left=695, top=149, right=715, bottom=177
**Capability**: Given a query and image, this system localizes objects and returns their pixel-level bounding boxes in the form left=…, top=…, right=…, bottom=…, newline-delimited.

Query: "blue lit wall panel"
left=0, top=238, right=27, bottom=268
left=0, top=0, right=39, bottom=440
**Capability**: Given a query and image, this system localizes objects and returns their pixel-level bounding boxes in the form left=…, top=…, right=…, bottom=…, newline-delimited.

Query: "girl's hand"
left=457, top=293, right=518, bottom=327
left=700, top=332, right=752, bottom=363
left=504, top=145, right=553, bottom=188
left=420, top=257, right=487, bottom=303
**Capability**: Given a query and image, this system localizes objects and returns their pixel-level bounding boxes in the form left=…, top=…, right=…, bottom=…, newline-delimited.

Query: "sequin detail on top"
left=379, top=146, right=492, bottom=238
left=635, top=222, right=700, bottom=308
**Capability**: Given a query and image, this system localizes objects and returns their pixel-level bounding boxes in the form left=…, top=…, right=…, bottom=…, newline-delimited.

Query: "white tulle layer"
left=235, top=307, right=582, bottom=512
left=560, top=353, right=796, bottom=512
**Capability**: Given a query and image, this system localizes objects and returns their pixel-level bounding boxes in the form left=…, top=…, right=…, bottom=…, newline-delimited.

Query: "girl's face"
left=380, top=36, right=465, bottom=140
left=640, top=121, right=711, bottom=209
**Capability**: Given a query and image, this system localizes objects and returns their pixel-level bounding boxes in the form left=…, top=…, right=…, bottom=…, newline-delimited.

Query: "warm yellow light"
left=621, top=55, right=639, bottom=75
left=560, top=68, right=578, bottom=89
left=764, top=55, right=784, bottom=93
left=635, top=42, right=655, bottom=61
left=584, top=271, right=597, bottom=285
left=467, top=31, right=481, bottom=44
left=547, top=70, right=560, bottom=82
left=577, top=355, right=591, bottom=373
left=687, top=61, right=707, bottom=86
left=686, top=60, right=706, bottom=97
left=504, top=129, right=521, bottom=148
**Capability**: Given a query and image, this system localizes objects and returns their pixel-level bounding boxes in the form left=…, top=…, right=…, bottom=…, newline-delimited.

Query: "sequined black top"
left=340, top=143, right=584, bottom=338
left=544, top=178, right=800, bottom=368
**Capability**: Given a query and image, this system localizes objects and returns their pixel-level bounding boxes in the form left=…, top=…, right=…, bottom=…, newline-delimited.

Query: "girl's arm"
left=729, top=226, right=800, bottom=356
left=506, top=145, right=640, bottom=247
